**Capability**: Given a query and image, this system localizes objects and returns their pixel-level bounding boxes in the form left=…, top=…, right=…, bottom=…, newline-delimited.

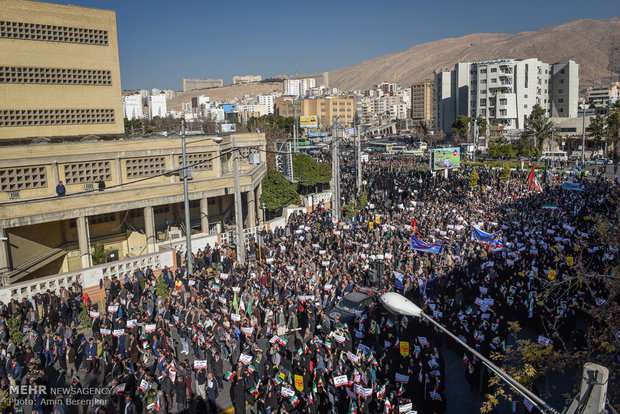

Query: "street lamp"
left=380, top=292, right=560, bottom=414
left=180, top=120, right=223, bottom=276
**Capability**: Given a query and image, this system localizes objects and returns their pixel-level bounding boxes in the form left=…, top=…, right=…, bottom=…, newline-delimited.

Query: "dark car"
left=326, top=288, right=377, bottom=324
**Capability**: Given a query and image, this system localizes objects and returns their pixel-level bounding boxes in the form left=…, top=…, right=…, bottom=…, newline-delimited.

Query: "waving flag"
left=410, top=236, right=443, bottom=254
left=471, top=227, right=503, bottom=251
left=527, top=165, right=536, bottom=191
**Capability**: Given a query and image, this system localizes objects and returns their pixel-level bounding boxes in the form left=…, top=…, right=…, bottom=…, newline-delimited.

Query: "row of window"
left=0, top=109, right=115, bottom=127
left=0, top=166, right=47, bottom=192
left=0, top=21, right=108, bottom=45
left=0, top=66, right=112, bottom=86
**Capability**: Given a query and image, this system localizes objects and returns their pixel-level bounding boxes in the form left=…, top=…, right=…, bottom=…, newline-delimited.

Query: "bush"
left=469, top=170, right=480, bottom=188
left=78, top=302, right=92, bottom=330
left=500, top=165, right=511, bottom=182
left=155, top=277, right=170, bottom=299
left=7, top=315, right=22, bottom=346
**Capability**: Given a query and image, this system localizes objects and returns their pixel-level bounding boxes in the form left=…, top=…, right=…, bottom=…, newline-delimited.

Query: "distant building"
left=182, top=78, right=224, bottom=92
left=123, top=94, right=144, bottom=120
left=550, top=60, right=579, bottom=117
left=434, top=58, right=579, bottom=135
left=258, top=95, right=276, bottom=115
left=283, top=78, right=316, bottom=97
left=233, top=75, right=262, bottom=84
left=587, top=82, right=620, bottom=104
left=290, top=72, right=329, bottom=88
left=274, top=96, right=357, bottom=127
left=148, top=94, right=167, bottom=119
left=0, top=0, right=124, bottom=140
left=411, top=79, right=434, bottom=126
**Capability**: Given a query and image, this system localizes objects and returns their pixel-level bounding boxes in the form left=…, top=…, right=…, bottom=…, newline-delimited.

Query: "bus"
left=539, top=151, right=568, bottom=162
left=367, top=142, right=406, bottom=154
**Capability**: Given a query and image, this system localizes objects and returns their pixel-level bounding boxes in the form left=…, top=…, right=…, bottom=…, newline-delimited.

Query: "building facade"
left=233, top=75, right=262, bottom=84
left=587, top=82, right=620, bottom=104
left=0, top=133, right=267, bottom=282
left=0, top=0, right=124, bottom=140
left=258, top=94, right=275, bottom=115
left=182, top=78, right=223, bottom=92
left=122, top=94, right=143, bottom=120
left=274, top=96, right=357, bottom=128
left=283, top=78, right=316, bottom=97
left=434, top=58, right=579, bottom=135
left=147, top=94, right=166, bottom=119
left=411, top=79, right=434, bottom=126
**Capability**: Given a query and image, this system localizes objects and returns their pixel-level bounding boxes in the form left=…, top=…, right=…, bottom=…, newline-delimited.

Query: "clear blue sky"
left=48, top=0, right=619, bottom=91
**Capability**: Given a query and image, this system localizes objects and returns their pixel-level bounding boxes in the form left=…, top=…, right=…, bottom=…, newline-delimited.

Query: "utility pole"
left=292, top=98, right=298, bottom=153
left=472, top=116, right=478, bottom=162
left=356, top=118, right=362, bottom=194
left=232, top=136, right=245, bottom=264
left=331, top=117, right=341, bottom=223
left=581, top=99, right=586, bottom=168
left=181, top=120, right=193, bottom=276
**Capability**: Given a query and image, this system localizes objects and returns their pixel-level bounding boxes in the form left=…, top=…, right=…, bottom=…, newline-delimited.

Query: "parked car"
left=594, top=158, right=607, bottom=165
left=327, top=287, right=378, bottom=324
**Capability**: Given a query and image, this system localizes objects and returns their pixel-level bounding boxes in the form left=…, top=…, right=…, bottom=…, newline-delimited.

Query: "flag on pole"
left=527, top=165, right=536, bottom=191
left=463, top=353, right=469, bottom=363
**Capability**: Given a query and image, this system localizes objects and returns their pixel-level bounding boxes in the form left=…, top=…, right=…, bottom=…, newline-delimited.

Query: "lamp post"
left=581, top=101, right=586, bottom=168
left=380, top=292, right=560, bottom=414
left=180, top=123, right=223, bottom=276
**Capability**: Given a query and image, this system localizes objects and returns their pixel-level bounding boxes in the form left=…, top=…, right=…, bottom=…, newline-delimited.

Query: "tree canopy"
left=524, top=104, right=555, bottom=150
left=451, top=115, right=471, bottom=139
left=259, top=170, right=299, bottom=212
left=292, top=153, right=332, bottom=188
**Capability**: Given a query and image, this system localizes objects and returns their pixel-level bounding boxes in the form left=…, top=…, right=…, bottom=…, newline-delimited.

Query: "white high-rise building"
left=283, top=78, right=315, bottom=97
left=434, top=58, right=578, bottom=135
left=122, top=94, right=143, bottom=120
left=550, top=60, right=579, bottom=118
left=258, top=94, right=275, bottom=114
left=148, top=94, right=167, bottom=119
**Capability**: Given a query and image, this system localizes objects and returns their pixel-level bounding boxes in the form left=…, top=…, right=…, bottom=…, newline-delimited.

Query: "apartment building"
left=147, top=94, right=167, bottom=119
left=434, top=58, right=579, bottom=135
left=587, top=82, right=620, bottom=104
left=0, top=0, right=125, bottom=140
left=258, top=94, right=276, bottom=114
left=274, top=96, right=356, bottom=127
left=283, top=78, right=315, bottom=97
left=411, top=79, right=434, bottom=126
left=123, top=94, right=143, bottom=120
left=233, top=75, right=262, bottom=84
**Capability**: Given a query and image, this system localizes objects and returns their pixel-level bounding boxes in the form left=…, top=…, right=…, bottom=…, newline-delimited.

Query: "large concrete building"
left=0, top=133, right=267, bottom=282
left=122, top=94, right=143, bottom=120
left=411, top=79, right=434, bottom=126
left=233, top=75, right=262, bottom=84
left=587, top=82, right=620, bottom=104
left=274, top=96, right=357, bottom=128
left=182, top=78, right=223, bottom=92
left=0, top=0, right=125, bottom=140
left=147, top=94, right=167, bottom=119
left=434, top=59, right=579, bottom=135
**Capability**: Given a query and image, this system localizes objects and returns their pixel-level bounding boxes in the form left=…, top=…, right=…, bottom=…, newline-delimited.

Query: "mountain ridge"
left=329, top=18, right=620, bottom=91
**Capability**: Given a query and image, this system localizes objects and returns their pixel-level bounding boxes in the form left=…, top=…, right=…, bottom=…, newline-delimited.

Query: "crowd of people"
left=0, top=154, right=617, bottom=414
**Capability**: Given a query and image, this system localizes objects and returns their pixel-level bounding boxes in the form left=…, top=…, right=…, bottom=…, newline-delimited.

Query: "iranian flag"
left=224, top=371, right=235, bottom=381
left=542, top=204, right=558, bottom=210
left=511, top=400, right=519, bottom=412
left=249, top=386, right=259, bottom=396
left=527, top=165, right=536, bottom=191
left=290, top=395, right=300, bottom=407
left=394, top=338, right=400, bottom=349
left=532, top=177, right=543, bottom=193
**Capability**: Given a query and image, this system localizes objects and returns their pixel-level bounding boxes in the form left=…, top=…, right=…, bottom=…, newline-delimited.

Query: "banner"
left=400, top=341, right=410, bottom=357
left=410, top=236, right=443, bottom=254
left=471, top=227, right=503, bottom=251
left=562, top=182, right=584, bottom=191
left=294, top=375, right=304, bottom=391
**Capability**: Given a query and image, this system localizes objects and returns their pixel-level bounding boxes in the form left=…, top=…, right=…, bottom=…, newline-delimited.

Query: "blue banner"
left=410, top=236, right=443, bottom=254
left=471, top=227, right=503, bottom=251
left=562, top=182, right=584, bottom=191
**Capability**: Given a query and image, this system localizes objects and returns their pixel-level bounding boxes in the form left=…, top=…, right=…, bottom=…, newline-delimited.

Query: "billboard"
left=221, top=123, right=237, bottom=132
left=299, top=115, right=318, bottom=128
left=433, top=147, right=460, bottom=170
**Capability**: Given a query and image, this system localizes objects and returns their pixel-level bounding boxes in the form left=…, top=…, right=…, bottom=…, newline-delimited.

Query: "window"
left=125, top=157, right=166, bottom=179
left=499, top=99, right=507, bottom=105
left=0, top=66, right=112, bottom=86
left=0, top=108, right=115, bottom=127
left=177, top=152, right=215, bottom=171
left=558, top=98, right=564, bottom=103
left=480, top=69, right=487, bottom=74
left=524, top=104, right=528, bottom=108
left=490, top=68, right=497, bottom=73
left=558, top=89, right=563, bottom=94
left=64, top=161, right=111, bottom=184
left=524, top=94, right=528, bottom=99
left=480, top=99, right=486, bottom=106
left=559, top=79, right=564, bottom=84
left=559, top=108, right=564, bottom=113
left=491, top=78, right=497, bottom=83
left=0, top=166, right=47, bottom=191
left=0, top=21, right=109, bottom=45
left=560, top=69, right=565, bottom=74
left=499, top=109, right=507, bottom=116
left=480, top=79, right=487, bottom=84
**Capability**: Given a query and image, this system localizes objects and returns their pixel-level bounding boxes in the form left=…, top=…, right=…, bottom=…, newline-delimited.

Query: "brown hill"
left=329, top=18, right=620, bottom=91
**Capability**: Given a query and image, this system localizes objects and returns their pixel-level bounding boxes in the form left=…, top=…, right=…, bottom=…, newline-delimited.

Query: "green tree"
left=451, top=115, right=471, bottom=141
left=292, top=153, right=331, bottom=192
left=525, top=104, right=555, bottom=150
left=260, top=170, right=300, bottom=212
left=488, top=143, right=517, bottom=159
left=78, top=302, right=92, bottom=329
left=358, top=188, right=368, bottom=210
left=500, top=165, right=511, bottom=182
left=7, top=315, right=22, bottom=345
left=517, top=143, right=542, bottom=160
left=588, top=114, right=607, bottom=155
left=606, top=101, right=620, bottom=159
left=468, top=169, right=480, bottom=188
left=155, top=277, right=170, bottom=299
left=92, top=243, right=115, bottom=265
left=476, top=117, right=487, bottom=136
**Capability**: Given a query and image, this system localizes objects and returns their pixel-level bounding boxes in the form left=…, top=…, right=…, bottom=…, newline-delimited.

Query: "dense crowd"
left=0, top=155, right=617, bottom=414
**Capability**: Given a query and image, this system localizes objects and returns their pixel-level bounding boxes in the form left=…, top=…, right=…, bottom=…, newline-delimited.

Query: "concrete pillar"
left=247, top=189, right=256, bottom=228
left=115, top=156, right=123, bottom=185
left=0, top=228, right=11, bottom=275
left=144, top=206, right=157, bottom=253
left=200, top=197, right=210, bottom=234
left=51, top=161, right=59, bottom=190
left=76, top=216, right=90, bottom=269
left=256, top=183, right=264, bottom=224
